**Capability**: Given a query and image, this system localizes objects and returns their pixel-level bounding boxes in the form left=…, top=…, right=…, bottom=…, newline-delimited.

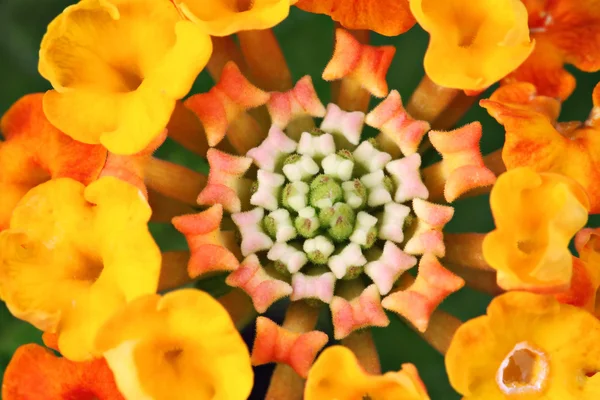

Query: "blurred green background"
left=1, top=1, right=599, bottom=399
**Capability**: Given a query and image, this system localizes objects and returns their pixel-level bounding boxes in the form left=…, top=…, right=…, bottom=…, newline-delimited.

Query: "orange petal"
left=294, top=0, right=416, bottom=37
left=487, top=82, right=561, bottom=121
left=267, top=76, right=326, bottom=129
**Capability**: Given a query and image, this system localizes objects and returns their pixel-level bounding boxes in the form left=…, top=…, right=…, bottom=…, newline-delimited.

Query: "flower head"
left=39, top=0, right=212, bottom=155
left=446, top=292, right=600, bottom=399
left=95, top=289, right=253, bottom=400
left=0, top=177, right=161, bottom=361
left=410, top=0, right=534, bottom=91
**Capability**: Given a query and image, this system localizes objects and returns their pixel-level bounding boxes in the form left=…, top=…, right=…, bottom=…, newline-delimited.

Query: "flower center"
left=236, top=0, right=254, bottom=12
left=497, top=342, right=549, bottom=395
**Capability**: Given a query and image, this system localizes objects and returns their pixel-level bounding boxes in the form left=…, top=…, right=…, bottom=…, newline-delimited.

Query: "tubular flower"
left=0, top=177, right=161, bottom=361
left=483, top=167, right=589, bottom=293
left=174, top=0, right=292, bottom=36
left=2, top=344, right=124, bottom=400
left=95, top=289, right=253, bottom=400
left=39, top=0, right=212, bottom=155
left=305, top=345, right=430, bottom=399
left=294, top=0, right=416, bottom=37
left=503, top=0, right=600, bottom=100
left=0, top=93, right=106, bottom=231
left=410, top=0, right=534, bottom=91
left=446, top=292, right=600, bottom=399
left=482, top=82, right=600, bottom=213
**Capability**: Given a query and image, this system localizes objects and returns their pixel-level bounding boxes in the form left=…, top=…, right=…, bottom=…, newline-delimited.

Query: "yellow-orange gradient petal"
left=503, top=0, right=600, bottom=100
left=446, top=292, right=600, bottom=399
left=305, top=346, right=430, bottom=400
left=175, top=0, right=291, bottom=36
left=39, top=0, right=212, bottom=155
left=482, top=84, right=600, bottom=213
left=95, top=289, right=253, bottom=400
left=411, top=0, right=534, bottom=91
left=295, top=0, right=415, bottom=37
left=0, top=177, right=161, bottom=361
left=0, top=93, right=106, bottom=231
left=483, top=168, right=589, bottom=293
left=2, top=344, right=124, bottom=400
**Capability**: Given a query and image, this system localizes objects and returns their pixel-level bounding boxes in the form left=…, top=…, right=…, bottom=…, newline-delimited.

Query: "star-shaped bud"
left=267, top=76, right=327, bottom=129
left=263, top=209, right=296, bottom=242
left=378, top=202, right=411, bottom=244
left=323, top=29, right=395, bottom=98
left=320, top=103, right=365, bottom=146
left=246, top=126, right=297, bottom=172
left=297, top=131, right=336, bottom=161
left=282, top=154, right=320, bottom=182
left=364, top=241, right=417, bottom=295
left=382, top=254, right=464, bottom=332
left=322, top=153, right=354, bottom=181
left=282, top=181, right=310, bottom=211
left=295, top=207, right=321, bottom=239
left=342, top=179, right=368, bottom=209
left=231, top=208, right=274, bottom=256
left=185, top=62, right=269, bottom=147
left=404, top=199, right=454, bottom=257
left=328, top=243, right=368, bottom=279
left=350, top=211, right=378, bottom=249
left=367, top=90, right=430, bottom=156
left=303, top=235, right=336, bottom=264
left=251, top=317, right=328, bottom=378
left=267, top=243, right=308, bottom=274
left=425, top=122, right=497, bottom=202
left=352, top=140, right=392, bottom=173
left=290, top=272, right=336, bottom=303
left=360, top=170, right=392, bottom=207
left=385, top=154, right=429, bottom=203
left=172, top=205, right=240, bottom=278
left=330, top=284, right=390, bottom=339
left=226, top=255, right=293, bottom=313
left=197, top=149, right=253, bottom=213
left=250, top=170, right=285, bottom=211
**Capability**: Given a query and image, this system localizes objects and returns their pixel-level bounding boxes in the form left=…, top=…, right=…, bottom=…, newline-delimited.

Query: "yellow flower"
left=95, top=289, right=254, bottom=400
left=483, top=167, right=589, bottom=293
left=174, top=0, right=292, bottom=36
left=0, top=177, right=161, bottom=361
left=39, top=0, right=212, bottom=155
left=446, top=292, right=600, bottom=399
left=305, top=345, right=430, bottom=400
left=410, top=0, right=534, bottom=91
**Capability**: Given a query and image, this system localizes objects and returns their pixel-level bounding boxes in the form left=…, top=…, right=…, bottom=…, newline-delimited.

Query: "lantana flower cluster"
left=1, top=0, right=600, bottom=399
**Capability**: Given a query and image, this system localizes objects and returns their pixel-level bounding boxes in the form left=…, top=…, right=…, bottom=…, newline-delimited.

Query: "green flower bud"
left=303, top=235, right=335, bottom=264
left=295, top=207, right=320, bottom=238
left=337, top=149, right=354, bottom=161
left=363, top=225, right=378, bottom=250
left=318, top=205, right=336, bottom=228
left=383, top=175, right=394, bottom=194
left=281, top=181, right=309, bottom=212
left=283, top=153, right=302, bottom=166
left=327, top=203, right=356, bottom=242
left=262, top=215, right=277, bottom=239
left=341, top=179, right=367, bottom=209
left=343, top=265, right=364, bottom=280
left=309, top=174, right=343, bottom=209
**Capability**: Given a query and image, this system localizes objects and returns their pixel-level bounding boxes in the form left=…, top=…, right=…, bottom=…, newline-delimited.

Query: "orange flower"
left=294, top=0, right=415, bottom=37
left=483, top=167, right=589, bottom=293
left=446, top=292, right=600, bottom=399
left=482, top=82, right=600, bottom=213
left=0, top=177, right=161, bottom=361
left=95, top=289, right=254, bottom=400
left=410, top=0, right=534, bottom=91
left=503, top=0, right=600, bottom=100
left=39, top=0, right=211, bottom=155
left=0, top=93, right=106, bottom=231
left=305, top=345, right=430, bottom=399
left=2, top=344, right=124, bottom=400
left=174, top=0, right=292, bottom=36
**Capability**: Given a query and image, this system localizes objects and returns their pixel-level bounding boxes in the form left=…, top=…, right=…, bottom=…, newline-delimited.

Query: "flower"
left=94, top=289, right=254, bottom=400
left=446, top=292, right=600, bottom=399
left=503, top=0, right=600, bottom=100
left=0, top=177, right=161, bottom=361
left=483, top=167, right=589, bottom=293
left=2, top=343, right=124, bottom=400
left=0, top=93, right=106, bottom=231
left=305, top=345, right=430, bottom=399
left=39, top=0, right=212, bottom=155
left=410, top=0, right=534, bottom=91
left=294, top=0, right=416, bottom=37
left=174, top=0, right=292, bottom=36
left=482, top=82, right=600, bottom=213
